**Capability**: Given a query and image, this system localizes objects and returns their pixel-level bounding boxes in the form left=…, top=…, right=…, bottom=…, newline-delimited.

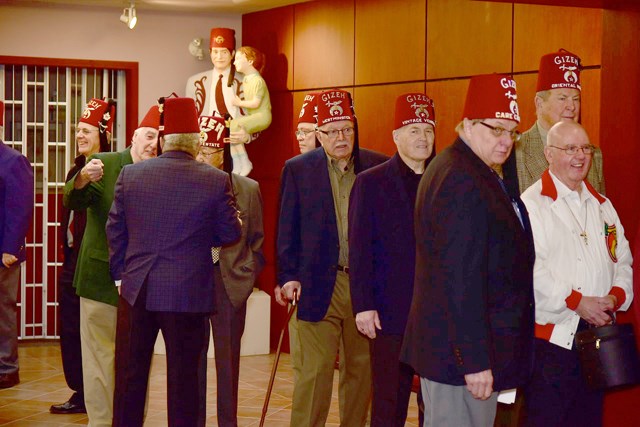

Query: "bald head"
left=544, top=121, right=593, bottom=191
left=547, top=121, right=588, bottom=147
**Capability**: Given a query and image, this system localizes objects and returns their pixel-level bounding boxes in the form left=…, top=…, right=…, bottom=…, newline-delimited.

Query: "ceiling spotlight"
left=120, top=2, right=137, bottom=30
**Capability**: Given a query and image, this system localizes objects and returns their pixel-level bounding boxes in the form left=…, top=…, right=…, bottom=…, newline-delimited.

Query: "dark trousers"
left=0, top=264, right=20, bottom=374
left=58, top=277, right=84, bottom=404
left=198, top=267, right=247, bottom=427
left=112, top=291, right=208, bottom=427
left=370, top=334, right=414, bottom=427
left=524, top=337, right=603, bottom=427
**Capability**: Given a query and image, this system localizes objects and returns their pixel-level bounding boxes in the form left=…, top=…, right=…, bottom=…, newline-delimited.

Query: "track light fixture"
left=120, top=2, right=137, bottom=30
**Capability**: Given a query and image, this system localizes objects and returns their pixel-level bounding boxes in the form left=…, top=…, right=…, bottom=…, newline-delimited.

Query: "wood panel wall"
left=242, top=2, right=639, bottom=422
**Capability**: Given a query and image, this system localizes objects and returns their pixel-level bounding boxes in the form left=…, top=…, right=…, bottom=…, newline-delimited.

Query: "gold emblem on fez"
left=215, top=36, right=225, bottom=44
left=327, top=101, right=343, bottom=117
left=559, top=64, right=578, bottom=83
left=81, top=104, right=98, bottom=119
left=413, top=103, right=429, bottom=120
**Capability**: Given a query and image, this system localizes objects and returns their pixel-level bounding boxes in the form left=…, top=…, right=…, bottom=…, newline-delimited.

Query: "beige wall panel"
left=425, top=79, right=470, bottom=150
left=243, top=6, right=295, bottom=91
left=353, top=83, right=427, bottom=156
left=354, top=0, right=426, bottom=85
left=427, top=0, right=513, bottom=80
left=513, top=4, right=603, bottom=72
left=293, top=0, right=355, bottom=89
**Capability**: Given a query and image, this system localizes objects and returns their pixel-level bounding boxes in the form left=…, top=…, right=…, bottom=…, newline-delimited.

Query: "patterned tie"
left=211, top=247, right=221, bottom=265
left=215, top=74, right=229, bottom=117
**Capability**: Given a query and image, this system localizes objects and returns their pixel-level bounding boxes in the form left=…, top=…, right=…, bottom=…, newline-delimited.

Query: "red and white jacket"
left=521, top=170, right=633, bottom=350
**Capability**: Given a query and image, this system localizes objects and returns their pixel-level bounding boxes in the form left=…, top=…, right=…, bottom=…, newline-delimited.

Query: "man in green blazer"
left=63, top=103, right=160, bottom=427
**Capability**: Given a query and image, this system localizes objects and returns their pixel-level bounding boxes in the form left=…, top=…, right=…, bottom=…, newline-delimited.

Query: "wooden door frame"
left=0, top=56, right=139, bottom=140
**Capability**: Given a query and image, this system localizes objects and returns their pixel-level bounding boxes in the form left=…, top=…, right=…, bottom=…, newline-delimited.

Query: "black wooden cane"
left=260, top=290, right=297, bottom=426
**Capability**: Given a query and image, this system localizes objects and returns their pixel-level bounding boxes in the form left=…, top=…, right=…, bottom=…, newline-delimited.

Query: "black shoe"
left=0, top=372, right=19, bottom=389
left=50, top=399, right=87, bottom=414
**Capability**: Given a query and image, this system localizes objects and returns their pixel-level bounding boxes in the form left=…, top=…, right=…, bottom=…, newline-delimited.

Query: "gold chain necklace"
left=563, top=198, right=588, bottom=245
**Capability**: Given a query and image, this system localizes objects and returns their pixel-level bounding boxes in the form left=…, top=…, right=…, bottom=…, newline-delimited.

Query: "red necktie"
left=215, top=74, right=229, bottom=117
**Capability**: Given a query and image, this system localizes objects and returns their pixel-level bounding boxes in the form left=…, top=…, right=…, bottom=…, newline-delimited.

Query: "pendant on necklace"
left=580, top=231, right=588, bottom=245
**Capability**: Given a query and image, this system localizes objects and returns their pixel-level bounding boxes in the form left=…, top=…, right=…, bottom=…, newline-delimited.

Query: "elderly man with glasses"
left=503, top=49, right=605, bottom=196
left=277, top=89, right=387, bottom=427
left=402, top=74, right=536, bottom=427
left=194, top=115, right=265, bottom=427
left=520, top=121, right=632, bottom=427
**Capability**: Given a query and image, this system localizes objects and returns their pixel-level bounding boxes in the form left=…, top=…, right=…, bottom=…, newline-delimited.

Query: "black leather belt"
left=337, top=265, right=349, bottom=274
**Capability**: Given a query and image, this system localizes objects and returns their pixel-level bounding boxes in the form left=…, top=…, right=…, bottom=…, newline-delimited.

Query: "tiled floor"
left=0, top=342, right=421, bottom=426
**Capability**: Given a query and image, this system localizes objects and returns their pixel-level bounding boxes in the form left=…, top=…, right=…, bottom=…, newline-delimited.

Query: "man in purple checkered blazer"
left=106, top=96, right=241, bottom=427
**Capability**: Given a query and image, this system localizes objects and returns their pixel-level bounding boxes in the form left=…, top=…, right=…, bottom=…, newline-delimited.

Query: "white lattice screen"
left=1, top=64, right=126, bottom=339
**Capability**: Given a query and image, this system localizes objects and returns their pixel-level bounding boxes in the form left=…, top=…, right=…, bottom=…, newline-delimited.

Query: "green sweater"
left=63, top=148, right=133, bottom=306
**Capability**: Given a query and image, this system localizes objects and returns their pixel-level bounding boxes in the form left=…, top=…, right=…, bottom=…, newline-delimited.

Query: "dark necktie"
left=215, top=74, right=229, bottom=117
left=493, top=171, right=524, bottom=229
left=67, top=210, right=75, bottom=248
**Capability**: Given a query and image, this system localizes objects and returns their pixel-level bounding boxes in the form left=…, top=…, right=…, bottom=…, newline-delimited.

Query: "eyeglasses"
left=76, top=127, right=97, bottom=136
left=316, top=127, right=355, bottom=139
left=198, top=148, right=224, bottom=158
left=548, top=145, right=595, bottom=155
left=295, top=129, right=315, bottom=138
left=478, top=121, right=521, bottom=142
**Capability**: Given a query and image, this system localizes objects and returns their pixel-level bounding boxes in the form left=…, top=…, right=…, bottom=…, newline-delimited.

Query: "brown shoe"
left=0, top=372, right=19, bottom=389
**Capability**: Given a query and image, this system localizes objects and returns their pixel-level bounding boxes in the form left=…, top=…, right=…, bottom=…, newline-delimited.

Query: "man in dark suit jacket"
left=195, top=115, right=265, bottom=427
left=401, top=74, right=535, bottom=426
left=349, top=92, right=436, bottom=427
left=64, top=101, right=160, bottom=427
left=0, top=100, right=34, bottom=389
left=50, top=106, right=107, bottom=414
left=107, top=97, right=241, bottom=427
left=278, top=89, right=387, bottom=427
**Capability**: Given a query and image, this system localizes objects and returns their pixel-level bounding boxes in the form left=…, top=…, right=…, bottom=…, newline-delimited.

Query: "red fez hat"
left=395, top=93, right=435, bottom=130
left=210, top=28, right=236, bottom=51
left=297, top=93, right=319, bottom=125
left=462, top=73, right=520, bottom=124
left=161, top=97, right=200, bottom=135
left=316, top=90, right=356, bottom=127
left=537, top=48, right=581, bottom=92
left=0, top=100, right=3, bottom=127
left=80, top=98, right=115, bottom=133
left=138, top=105, right=160, bottom=130
left=199, top=115, right=226, bottom=148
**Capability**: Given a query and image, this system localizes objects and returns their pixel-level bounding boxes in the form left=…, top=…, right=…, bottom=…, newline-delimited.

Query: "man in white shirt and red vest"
left=521, top=120, right=633, bottom=426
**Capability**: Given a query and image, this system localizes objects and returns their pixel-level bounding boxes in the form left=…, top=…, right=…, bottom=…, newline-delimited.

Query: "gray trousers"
left=420, top=377, right=498, bottom=427
left=0, top=263, right=20, bottom=374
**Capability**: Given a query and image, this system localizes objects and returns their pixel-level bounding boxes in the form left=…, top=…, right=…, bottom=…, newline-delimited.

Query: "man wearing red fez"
left=293, top=92, right=321, bottom=154
left=63, top=102, right=160, bottom=427
left=0, top=100, right=34, bottom=389
left=505, top=49, right=605, bottom=194
left=277, top=89, right=387, bottom=426
left=349, top=92, right=436, bottom=426
left=186, top=27, right=254, bottom=175
left=50, top=98, right=116, bottom=414
left=521, top=121, right=633, bottom=427
left=272, top=91, right=323, bottom=396
left=401, top=74, right=535, bottom=426
left=194, top=115, right=265, bottom=427
left=107, top=97, right=241, bottom=427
